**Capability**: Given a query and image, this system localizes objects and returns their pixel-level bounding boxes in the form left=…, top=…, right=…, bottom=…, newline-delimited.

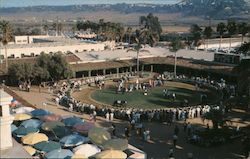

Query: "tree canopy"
left=8, top=53, right=72, bottom=85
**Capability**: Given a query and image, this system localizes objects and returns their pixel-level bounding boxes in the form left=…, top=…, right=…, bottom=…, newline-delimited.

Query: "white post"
left=0, top=89, right=14, bottom=150
left=174, top=52, right=177, bottom=78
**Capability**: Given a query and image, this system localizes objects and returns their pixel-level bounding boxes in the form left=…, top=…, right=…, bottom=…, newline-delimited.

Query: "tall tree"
left=169, top=37, right=183, bottom=78
left=203, top=107, right=226, bottom=129
left=203, top=26, right=213, bottom=50
left=126, top=27, right=133, bottom=44
left=127, top=29, right=155, bottom=75
left=238, top=22, right=249, bottom=44
left=236, top=59, right=250, bottom=109
left=0, top=20, right=13, bottom=71
left=139, top=13, right=162, bottom=46
left=238, top=42, right=250, bottom=56
left=43, top=24, right=49, bottom=35
left=227, top=19, right=237, bottom=50
left=217, top=22, right=227, bottom=49
left=190, top=24, right=203, bottom=49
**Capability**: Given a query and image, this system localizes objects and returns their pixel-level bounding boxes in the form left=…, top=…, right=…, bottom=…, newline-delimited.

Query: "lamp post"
left=174, top=51, right=177, bottom=78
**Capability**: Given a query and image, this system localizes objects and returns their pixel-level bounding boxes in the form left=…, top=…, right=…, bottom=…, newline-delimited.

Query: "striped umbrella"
left=20, top=119, right=43, bottom=129
left=31, top=109, right=50, bottom=117
left=45, top=149, right=73, bottom=159
left=39, top=114, right=62, bottom=122
left=88, top=127, right=111, bottom=145
left=21, top=133, right=48, bottom=145
left=73, top=144, right=101, bottom=157
left=62, top=117, right=84, bottom=127
left=14, top=113, right=32, bottom=121
left=13, top=126, right=39, bottom=137
left=94, top=150, right=127, bottom=159
left=73, top=122, right=95, bottom=135
left=34, top=141, right=61, bottom=153
left=41, top=121, right=65, bottom=131
left=23, top=146, right=37, bottom=156
left=103, top=139, right=128, bottom=151
left=60, top=134, right=88, bottom=147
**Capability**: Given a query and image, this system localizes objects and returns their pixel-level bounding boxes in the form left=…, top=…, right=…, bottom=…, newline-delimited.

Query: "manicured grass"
left=91, top=82, right=219, bottom=109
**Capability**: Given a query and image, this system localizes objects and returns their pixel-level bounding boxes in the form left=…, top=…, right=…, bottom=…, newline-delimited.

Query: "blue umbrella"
left=20, top=119, right=43, bottom=129
left=31, top=109, right=51, bottom=116
left=59, top=134, right=87, bottom=147
left=45, top=149, right=73, bottom=159
left=62, top=117, right=84, bottom=126
left=13, top=126, right=39, bottom=137
left=11, top=124, right=18, bottom=132
left=34, top=141, right=61, bottom=153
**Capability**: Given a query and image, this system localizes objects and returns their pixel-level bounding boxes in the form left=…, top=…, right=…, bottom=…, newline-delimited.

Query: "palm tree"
left=57, top=23, right=63, bottom=36
left=169, top=37, right=183, bottom=78
left=0, top=20, right=13, bottom=70
left=126, top=27, right=132, bottom=44
left=127, top=29, right=154, bottom=75
left=43, top=24, right=49, bottom=35
left=238, top=22, right=249, bottom=44
left=227, top=19, right=237, bottom=50
left=190, top=24, right=202, bottom=49
left=216, top=22, right=226, bottom=49
left=203, top=26, right=213, bottom=50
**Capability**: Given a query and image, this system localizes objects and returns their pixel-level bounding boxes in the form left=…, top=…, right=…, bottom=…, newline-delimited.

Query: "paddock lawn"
left=91, top=82, right=219, bottom=109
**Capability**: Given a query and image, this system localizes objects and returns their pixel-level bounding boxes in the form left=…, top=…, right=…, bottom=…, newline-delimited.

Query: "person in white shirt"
left=110, top=112, right=114, bottom=121
left=106, top=112, right=110, bottom=122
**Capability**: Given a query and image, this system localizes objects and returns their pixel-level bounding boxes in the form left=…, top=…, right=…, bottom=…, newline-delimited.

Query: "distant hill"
left=1, top=0, right=249, bottom=20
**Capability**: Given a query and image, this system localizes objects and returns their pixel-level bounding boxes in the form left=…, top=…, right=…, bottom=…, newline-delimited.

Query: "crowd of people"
left=52, top=73, right=235, bottom=126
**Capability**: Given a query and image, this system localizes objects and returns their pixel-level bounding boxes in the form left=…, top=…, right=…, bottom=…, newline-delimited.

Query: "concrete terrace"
left=72, top=47, right=215, bottom=63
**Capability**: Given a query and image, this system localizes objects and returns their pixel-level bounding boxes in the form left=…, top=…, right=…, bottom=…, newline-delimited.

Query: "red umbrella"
left=73, top=122, right=95, bottom=135
left=39, top=114, right=62, bottom=122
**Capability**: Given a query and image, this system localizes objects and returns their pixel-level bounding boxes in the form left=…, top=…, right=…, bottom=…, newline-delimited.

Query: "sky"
left=1, top=0, right=179, bottom=8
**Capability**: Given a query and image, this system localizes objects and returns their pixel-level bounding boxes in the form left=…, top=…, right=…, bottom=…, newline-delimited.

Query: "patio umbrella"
left=23, top=146, right=36, bottom=156
left=71, top=154, right=87, bottom=159
left=13, top=126, right=39, bottom=137
left=31, top=109, right=50, bottom=117
left=14, top=107, right=34, bottom=114
left=11, top=124, right=18, bottom=132
left=34, top=141, right=61, bottom=153
left=73, top=144, right=101, bottom=157
left=14, top=113, right=32, bottom=121
left=20, top=119, right=43, bottom=129
left=41, top=121, right=65, bottom=131
left=73, top=122, right=95, bottom=135
left=59, top=134, right=88, bottom=147
left=39, top=114, right=62, bottom=122
left=88, top=127, right=111, bottom=145
left=62, top=117, right=84, bottom=127
left=21, top=133, right=48, bottom=145
left=94, top=150, right=127, bottom=159
left=45, top=149, right=73, bottom=159
left=52, top=126, right=73, bottom=139
left=103, top=139, right=128, bottom=151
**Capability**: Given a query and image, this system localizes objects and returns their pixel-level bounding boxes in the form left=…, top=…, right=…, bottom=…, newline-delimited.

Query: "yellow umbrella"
left=103, top=139, right=128, bottom=151
left=88, top=127, right=111, bottom=145
left=21, top=133, right=48, bottom=145
left=23, top=146, right=36, bottom=156
left=71, top=154, right=87, bottom=159
left=14, top=113, right=32, bottom=121
left=94, top=150, right=127, bottom=159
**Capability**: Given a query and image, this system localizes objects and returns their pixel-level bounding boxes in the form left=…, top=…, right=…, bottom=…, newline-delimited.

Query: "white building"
left=0, top=36, right=115, bottom=58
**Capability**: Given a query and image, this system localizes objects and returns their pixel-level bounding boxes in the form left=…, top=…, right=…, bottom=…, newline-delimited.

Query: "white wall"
left=0, top=43, right=105, bottom=58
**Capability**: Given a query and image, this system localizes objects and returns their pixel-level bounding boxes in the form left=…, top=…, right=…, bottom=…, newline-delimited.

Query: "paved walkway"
left=0, top=139, right=31, bottom=158
left=11, top=86, right=249, bottom=159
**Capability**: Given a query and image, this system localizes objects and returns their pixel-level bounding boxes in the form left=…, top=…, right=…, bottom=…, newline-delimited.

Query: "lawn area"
left=91, top=81, right=219, bottom=109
